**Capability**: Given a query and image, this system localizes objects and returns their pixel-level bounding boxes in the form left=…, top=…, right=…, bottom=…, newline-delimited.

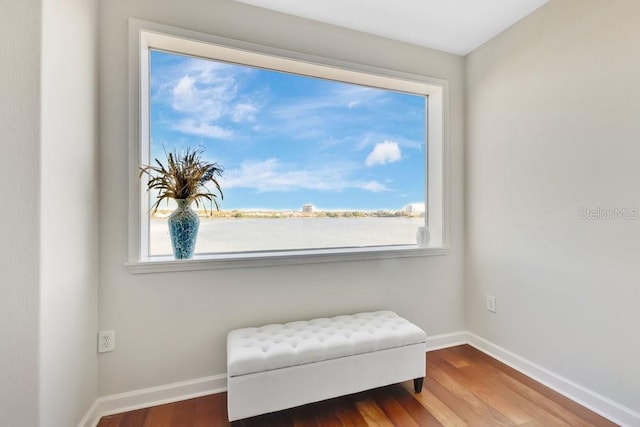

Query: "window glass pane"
left=148, top=50, right=426, bottom=256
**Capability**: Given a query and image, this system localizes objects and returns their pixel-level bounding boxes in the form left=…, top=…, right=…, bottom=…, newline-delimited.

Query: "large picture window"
left=148, top=49, right=426, bottom=256
left=129, top=21, right=447, bottom=270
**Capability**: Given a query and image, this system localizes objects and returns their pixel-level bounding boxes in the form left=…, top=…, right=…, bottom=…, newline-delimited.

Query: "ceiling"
left=233, top=0, right=549, bottom=56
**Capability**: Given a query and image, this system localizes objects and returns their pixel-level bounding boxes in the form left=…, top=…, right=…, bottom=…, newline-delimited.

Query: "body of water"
left=150, top=217, right=424, bottom=255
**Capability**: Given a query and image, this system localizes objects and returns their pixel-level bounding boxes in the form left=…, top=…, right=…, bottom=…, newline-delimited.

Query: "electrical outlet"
left=98, top=330, right=115, bottom=353
left=486, top=295, right=496, bottom=313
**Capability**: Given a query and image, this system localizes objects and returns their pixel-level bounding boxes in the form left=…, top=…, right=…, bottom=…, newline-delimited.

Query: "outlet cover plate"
left=98, top=330, right=115, bottom=353
left=486, top=295, right=496, bottom=313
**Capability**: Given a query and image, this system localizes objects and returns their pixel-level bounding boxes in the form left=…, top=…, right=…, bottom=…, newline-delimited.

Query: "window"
left=128, top=20, right=448, bottom=271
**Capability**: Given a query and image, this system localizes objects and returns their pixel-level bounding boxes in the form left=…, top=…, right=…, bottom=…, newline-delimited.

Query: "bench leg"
left=413, top=377, right=424, bottom=393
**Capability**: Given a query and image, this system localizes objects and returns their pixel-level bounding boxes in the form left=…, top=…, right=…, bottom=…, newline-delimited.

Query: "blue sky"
left=149, top=50, right=426, bottom=211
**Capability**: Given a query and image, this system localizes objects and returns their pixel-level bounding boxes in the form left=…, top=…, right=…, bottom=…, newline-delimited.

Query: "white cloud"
left=271, top=86, right=385, bottom=118
left=361, top=181, right=389, bottom=192
left=222, top=159, right=331, bottom=192
left=172, top=119, right=233, bottom=139
left=365, top=141, right=402, bottom=167
left=152, top=58, right=264, bottom=138
left=232, top=103, right=259, bottom=122
left=335, top=85, right=385, bottom=109
left=172, top=75, right=195, bottom=97
left=169, top=71, right=237, bottom=121
left=221, top=159, right=389, bottom=193
left=267, top=85, right=387, bottom=137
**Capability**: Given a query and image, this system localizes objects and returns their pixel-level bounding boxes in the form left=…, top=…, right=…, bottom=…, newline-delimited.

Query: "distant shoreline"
left=150, top=209, right=425, bottom=220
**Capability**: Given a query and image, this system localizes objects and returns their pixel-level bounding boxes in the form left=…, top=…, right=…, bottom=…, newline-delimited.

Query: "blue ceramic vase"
left=168, top=199, right=200, bottom=259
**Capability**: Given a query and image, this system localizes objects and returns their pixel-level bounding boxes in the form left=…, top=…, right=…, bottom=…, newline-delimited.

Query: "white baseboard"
left=426, top=331, right=467, bottom=351
left=79, top=332, right=640, bottom=427
left=78, top=374, right=227, bottom=427
left=466, top=332, right=640, bottom=427
left=78, top=331, right=463, bottom=426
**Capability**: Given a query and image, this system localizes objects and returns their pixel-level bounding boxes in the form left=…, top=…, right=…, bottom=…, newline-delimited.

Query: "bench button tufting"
left=227, top=311, right=426, bottom=380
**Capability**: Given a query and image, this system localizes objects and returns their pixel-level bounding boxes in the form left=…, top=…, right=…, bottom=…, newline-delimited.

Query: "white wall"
left=39, top=0, right=100, bottom=425
left=98, top=0, right=465, bottom=395
left=466, top=0, right=640, bottom=414
left=0, top=1, right=42, bottom=426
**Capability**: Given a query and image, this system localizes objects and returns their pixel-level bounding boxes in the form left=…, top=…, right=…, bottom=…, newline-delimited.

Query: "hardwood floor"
left=98, top=345, right=617, bottom=426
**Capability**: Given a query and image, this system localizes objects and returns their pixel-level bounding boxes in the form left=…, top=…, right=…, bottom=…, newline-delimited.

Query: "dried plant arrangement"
left=140, top=147, right=224, bottom=212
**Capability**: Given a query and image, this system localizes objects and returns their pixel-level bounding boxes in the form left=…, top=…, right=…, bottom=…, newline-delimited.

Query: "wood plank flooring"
left=98, top=345, right=617, bottom=426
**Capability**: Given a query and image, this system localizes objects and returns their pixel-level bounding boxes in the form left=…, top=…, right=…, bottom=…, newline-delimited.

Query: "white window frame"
left=126, top=19, right=450, bottom=273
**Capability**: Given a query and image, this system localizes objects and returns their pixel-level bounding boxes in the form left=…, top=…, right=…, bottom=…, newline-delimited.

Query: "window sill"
left=125, top=246, right=450, bottom=274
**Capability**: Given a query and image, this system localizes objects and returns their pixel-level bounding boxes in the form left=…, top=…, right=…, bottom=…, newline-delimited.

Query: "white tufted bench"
left=226, top=311, right=426, bottom=421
